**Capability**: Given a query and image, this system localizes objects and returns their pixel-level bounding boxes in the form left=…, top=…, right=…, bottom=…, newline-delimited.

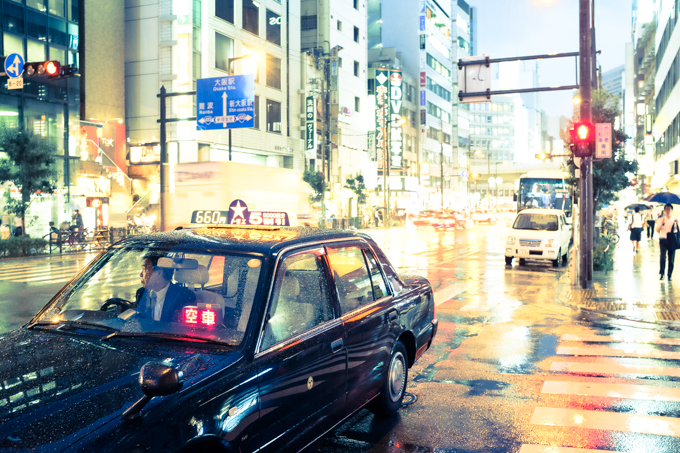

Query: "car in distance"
left=0, top=225, right=437, bottom=453
left=471, top=210, right=495, bottom=224
left=505, top=208, right=571, bottom=267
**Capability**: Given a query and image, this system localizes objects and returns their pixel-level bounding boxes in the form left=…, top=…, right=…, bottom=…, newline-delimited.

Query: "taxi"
left=0, top=213, right=437, bottom=452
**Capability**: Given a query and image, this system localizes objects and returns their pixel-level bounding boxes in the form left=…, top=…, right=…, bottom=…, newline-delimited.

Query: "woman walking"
left=628, top=207, right=644, bottom=253
left=656, top=204, right=679, bottom=281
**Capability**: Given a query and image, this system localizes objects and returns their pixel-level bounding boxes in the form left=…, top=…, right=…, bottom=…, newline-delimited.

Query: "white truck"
left=166, top=161, right=312, bottom=230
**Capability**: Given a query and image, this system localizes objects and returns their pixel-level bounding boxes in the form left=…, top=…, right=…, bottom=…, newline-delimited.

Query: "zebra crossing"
left=0, top=255, right=98, bottom=284
left=520, top=331, right=680, bottom=452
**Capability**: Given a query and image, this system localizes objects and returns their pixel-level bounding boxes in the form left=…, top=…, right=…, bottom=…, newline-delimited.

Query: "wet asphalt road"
left=3, top=222, right=680, bottom=452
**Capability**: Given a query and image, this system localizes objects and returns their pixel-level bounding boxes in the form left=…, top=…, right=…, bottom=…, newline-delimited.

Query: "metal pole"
left=579, top=0, right=592, bottom=289
left=467, top=141, right=471, bottom=215
left=386, top=119, right=391, bottom=227
left=440, top=121, right=444, bottom=209
left=487, top=142, right=490, bottom=208
left=587, top=0, right=596, bottom=281
left=63, top=103, right=70, bottom=203
left=159, top=85, right=167, bottom=232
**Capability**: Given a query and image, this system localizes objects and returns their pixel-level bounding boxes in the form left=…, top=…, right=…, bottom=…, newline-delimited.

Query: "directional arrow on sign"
left=222, top=92, right=228, bottom=128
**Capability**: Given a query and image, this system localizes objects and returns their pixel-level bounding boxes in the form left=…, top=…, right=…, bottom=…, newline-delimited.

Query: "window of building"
left=214, top=32, right=233, bottom=72
left=27, top=39, right=45, bottom=61
left=411, top=110, right=417, bottom=126
left=337, top=20, right=342, bottom=31
left=215, top=0, right=234, bottom=23
left=266, top=54, right=281, bottom=89
left=355, top=96, right=360, bottom=113
left=242, top=44, right=259, bottom=82
left=3, top=2, right=25, bottom=34
left=353, top=26, right=359, bottom=42
left=49, top=18, right=68, bottom=47
left=353, top=60, right=359, bottom=76
left=27, top=10, right=47, bottom=41
left=49, top=45, right=65, bottom=64
left=338, top=57, right=342, bottom=68
left=69, top=0, right=78, bottom=22
left=426, top=53, right=451, bottom=80
left=427, top=127, right=440, bottom=140
left=243, top=0, right=259, bottom=35
left=443, top=133, right=451, bottom=144
left=254, top=95, right=260, bottom=129
left=50, top=0, right=65, bottom=16
left=266, top=10, right=281, bottom=45
left=27, top=0, right=46, bottom=12
left=68, top=22, right=78, bottom=49
left=266, top=99, right=281, bottom=133
left=426, top=77, right=451, bottom=102
left=301, top=15, right=317, bottom=30
left=3, top=32, right=23, bottom=57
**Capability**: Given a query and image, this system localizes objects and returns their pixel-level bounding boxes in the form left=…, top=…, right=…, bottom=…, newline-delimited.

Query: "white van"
left=505, top=208, right=571, bottom=267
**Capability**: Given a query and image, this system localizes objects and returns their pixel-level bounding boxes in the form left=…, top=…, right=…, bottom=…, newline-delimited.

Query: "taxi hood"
left=0, top=328, right=240, bottom=451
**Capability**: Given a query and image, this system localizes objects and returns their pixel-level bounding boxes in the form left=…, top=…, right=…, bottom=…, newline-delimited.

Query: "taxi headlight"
left=544, top=239, right=555, bottom=248
left=506, top=237, right=516, bottom=245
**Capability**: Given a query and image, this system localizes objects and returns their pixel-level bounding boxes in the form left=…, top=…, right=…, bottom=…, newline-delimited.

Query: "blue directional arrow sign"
left=196, top=75, right=255, bottom=131
left=4, top=53, right=24, bottom=78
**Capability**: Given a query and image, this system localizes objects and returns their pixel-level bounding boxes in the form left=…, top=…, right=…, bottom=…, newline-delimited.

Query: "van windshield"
left=513, top=213, right=559, bottom=231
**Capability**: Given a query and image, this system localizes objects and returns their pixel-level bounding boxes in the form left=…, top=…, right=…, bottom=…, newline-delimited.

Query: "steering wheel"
left=100, top=298, right=135, bottom=312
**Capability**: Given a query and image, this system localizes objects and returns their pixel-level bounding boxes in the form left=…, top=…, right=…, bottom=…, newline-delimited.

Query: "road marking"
left=562, top=334, right=680, bottom=346
left=557, top=345, right=680, bottom=360
left=530, top=406, right=680, bottom=436
left=542, top=380, right=680, bottom=402
left=433, top=282, right=475, bottom=306
left=551, top=361, right=680, bottom=377
left=520, top=445, right=623, bottom=453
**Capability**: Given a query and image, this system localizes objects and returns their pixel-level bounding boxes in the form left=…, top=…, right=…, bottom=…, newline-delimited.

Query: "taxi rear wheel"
left=370, top=341, right=408, bottom=417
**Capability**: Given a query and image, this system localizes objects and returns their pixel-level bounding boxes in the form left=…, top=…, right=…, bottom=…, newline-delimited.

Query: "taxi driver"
left=136, top=255, right=196, bottom=321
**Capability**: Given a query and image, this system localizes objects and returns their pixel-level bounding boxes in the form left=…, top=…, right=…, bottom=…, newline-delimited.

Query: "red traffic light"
left=569, top=121, right=595, bottom=158
left=630, top=179, right=637, bottom=186
left=24, top=61, right=62, bottom=78
left=45, top=61, right=59, bottom=76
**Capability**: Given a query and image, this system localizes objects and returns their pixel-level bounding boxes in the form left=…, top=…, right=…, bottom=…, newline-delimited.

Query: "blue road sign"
left=4, top=53, right=24, bottom=78
left=196, top=75, right=255, bottom=131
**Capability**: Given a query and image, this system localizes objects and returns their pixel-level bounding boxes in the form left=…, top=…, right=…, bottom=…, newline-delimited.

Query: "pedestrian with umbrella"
left=648, top=193, right=680, bottom=281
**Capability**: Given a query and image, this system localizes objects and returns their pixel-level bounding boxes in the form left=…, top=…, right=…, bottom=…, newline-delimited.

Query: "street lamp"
left=226, top=53, right=260, bottom=161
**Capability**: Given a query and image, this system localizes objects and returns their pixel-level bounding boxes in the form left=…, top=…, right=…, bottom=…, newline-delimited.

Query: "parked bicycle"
left=601, top=219, right=620, bottom=245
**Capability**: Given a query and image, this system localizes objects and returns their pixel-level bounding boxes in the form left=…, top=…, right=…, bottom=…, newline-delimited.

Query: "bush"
left=593, top=240, right=614, bottom=273
left=0, top=236, right=48, bottom=257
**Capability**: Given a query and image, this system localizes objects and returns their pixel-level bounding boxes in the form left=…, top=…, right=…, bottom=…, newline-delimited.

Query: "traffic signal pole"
left=579, top=0, right=592, bottom=289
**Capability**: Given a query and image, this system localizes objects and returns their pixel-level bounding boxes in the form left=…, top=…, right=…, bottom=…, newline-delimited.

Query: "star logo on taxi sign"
left=230, top=201, right=247, bottom=219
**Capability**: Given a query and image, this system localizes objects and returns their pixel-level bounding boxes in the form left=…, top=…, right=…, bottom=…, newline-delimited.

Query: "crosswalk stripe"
left=551, top=361, right=680, bottom=377
left=519, top=445, right=623, bottom=453
left=542, top=380, right=680, bottom=402
left=557, top=345, right=680, bottom=360
left=530, top=406, right=680, bottom=436
left=562, top=333, right=680, bottom=346
left=0, top=266, right=80, bottom=277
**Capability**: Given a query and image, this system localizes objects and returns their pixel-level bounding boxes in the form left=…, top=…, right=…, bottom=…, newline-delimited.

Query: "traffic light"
left=630, top=179, right=637, bottom=186
left=24, top=61, right=61, bottom=78
left=569, top=121, right=595, bottom=157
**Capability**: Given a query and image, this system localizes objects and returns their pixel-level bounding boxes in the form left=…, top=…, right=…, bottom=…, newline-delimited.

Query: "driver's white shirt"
left=149, top=283, right=170, bottom=321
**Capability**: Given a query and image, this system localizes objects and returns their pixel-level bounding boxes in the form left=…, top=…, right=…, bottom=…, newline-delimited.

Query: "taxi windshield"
left=34, top=247, right=264, bottom=346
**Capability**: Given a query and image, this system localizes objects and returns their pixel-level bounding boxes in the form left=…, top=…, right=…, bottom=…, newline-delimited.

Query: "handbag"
left=668, top=221, right=680, bottom=250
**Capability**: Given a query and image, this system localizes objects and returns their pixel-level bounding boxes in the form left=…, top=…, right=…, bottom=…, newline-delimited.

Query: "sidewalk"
left=556, top=229, right=680, bottom=327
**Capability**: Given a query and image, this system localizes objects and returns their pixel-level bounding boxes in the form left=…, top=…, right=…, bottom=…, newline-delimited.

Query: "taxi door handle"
left=331, top=338, right=344, bottom=353
left=387, top=310, right=398, bottom=323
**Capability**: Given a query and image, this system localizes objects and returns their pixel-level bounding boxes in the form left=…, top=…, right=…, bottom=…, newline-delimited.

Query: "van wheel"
left=505, top=256, right=513, bottom=265
left=369, top=341, right=408, bottom=417
left=518, top=258, right=526, bottom=266
left=562, top=249, right=568, bottom=264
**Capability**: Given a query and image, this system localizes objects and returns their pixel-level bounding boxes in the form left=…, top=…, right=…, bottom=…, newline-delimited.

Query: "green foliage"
left=0, top=236, right=48, bottom=257
left=0, top=129, right=58, bottom=235
left=563, top=90, right=638, bottom=210
left=302, top=169, right=326, bottom=204
left=344, top=173, right=367, bottom=205
left=593, top=240, right=614, bottom=273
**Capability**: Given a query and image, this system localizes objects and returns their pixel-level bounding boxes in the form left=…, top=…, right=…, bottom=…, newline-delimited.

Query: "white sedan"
left=505, top=208, right=571, bottom=267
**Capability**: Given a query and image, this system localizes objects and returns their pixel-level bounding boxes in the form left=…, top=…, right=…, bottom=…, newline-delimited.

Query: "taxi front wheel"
left=369, top=341, right=408, bottom=417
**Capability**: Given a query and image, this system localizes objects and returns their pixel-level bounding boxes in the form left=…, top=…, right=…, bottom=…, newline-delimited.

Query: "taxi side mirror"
left=513, top=193, right=518, bottom=202
left=122, top=362, right=184, bottom=420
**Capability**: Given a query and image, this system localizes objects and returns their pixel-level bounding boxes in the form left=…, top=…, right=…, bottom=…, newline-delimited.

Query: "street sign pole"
left=160, top=86, right=167, bottom=232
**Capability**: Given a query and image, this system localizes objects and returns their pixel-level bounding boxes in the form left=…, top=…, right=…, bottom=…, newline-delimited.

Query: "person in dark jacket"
left=135, top=255, right=196, bottom=321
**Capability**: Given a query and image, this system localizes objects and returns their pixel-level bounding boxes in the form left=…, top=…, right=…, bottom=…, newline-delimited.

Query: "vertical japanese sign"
left=305, top=96, right=316, bottom=158
left=595, top=123, right=612, bottom=159
left=389, top=70, right=403, bottom=170
left=375, top=69, right=389, bottom=169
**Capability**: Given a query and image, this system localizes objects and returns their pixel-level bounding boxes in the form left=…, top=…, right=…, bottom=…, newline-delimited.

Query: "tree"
left=562, top=90, right=638, bottom=210
left=0, top=129, right=58, bottom=236
left=344, top=173, right=367, bottom=205
left=302, top=169, right=326, bottom=204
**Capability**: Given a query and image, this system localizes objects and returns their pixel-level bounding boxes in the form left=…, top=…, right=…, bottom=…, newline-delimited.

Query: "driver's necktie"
left=148, top=291, right=158, bottom=320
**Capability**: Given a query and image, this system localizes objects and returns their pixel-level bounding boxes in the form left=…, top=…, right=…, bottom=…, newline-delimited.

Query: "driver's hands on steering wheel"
left=100, top=298, right=136, bottom=313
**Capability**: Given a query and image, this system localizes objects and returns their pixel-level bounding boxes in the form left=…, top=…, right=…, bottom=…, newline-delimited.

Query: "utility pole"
left=486, top=141, right=490, bottom=207
left=467, top=141, right=472, bottom=215
left=579, top=0, right=592, bottom=289
left=588, top=0, right=596, bottom=282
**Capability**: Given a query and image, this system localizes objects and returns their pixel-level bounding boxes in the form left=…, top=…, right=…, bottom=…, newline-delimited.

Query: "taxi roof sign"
left=191, top=199, right=297, bottom=227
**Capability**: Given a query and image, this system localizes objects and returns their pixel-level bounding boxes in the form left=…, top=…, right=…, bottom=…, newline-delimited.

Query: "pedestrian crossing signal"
left=569, top=121, right=595, bottom=157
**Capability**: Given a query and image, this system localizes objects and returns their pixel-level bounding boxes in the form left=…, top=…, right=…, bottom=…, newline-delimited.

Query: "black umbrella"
left=645, top=192, right=680, bottom=205
left=624, top=203, right=652, bottom=211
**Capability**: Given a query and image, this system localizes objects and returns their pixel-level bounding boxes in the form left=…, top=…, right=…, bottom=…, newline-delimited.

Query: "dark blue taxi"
left=0, top=226, right=437, bottom=452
